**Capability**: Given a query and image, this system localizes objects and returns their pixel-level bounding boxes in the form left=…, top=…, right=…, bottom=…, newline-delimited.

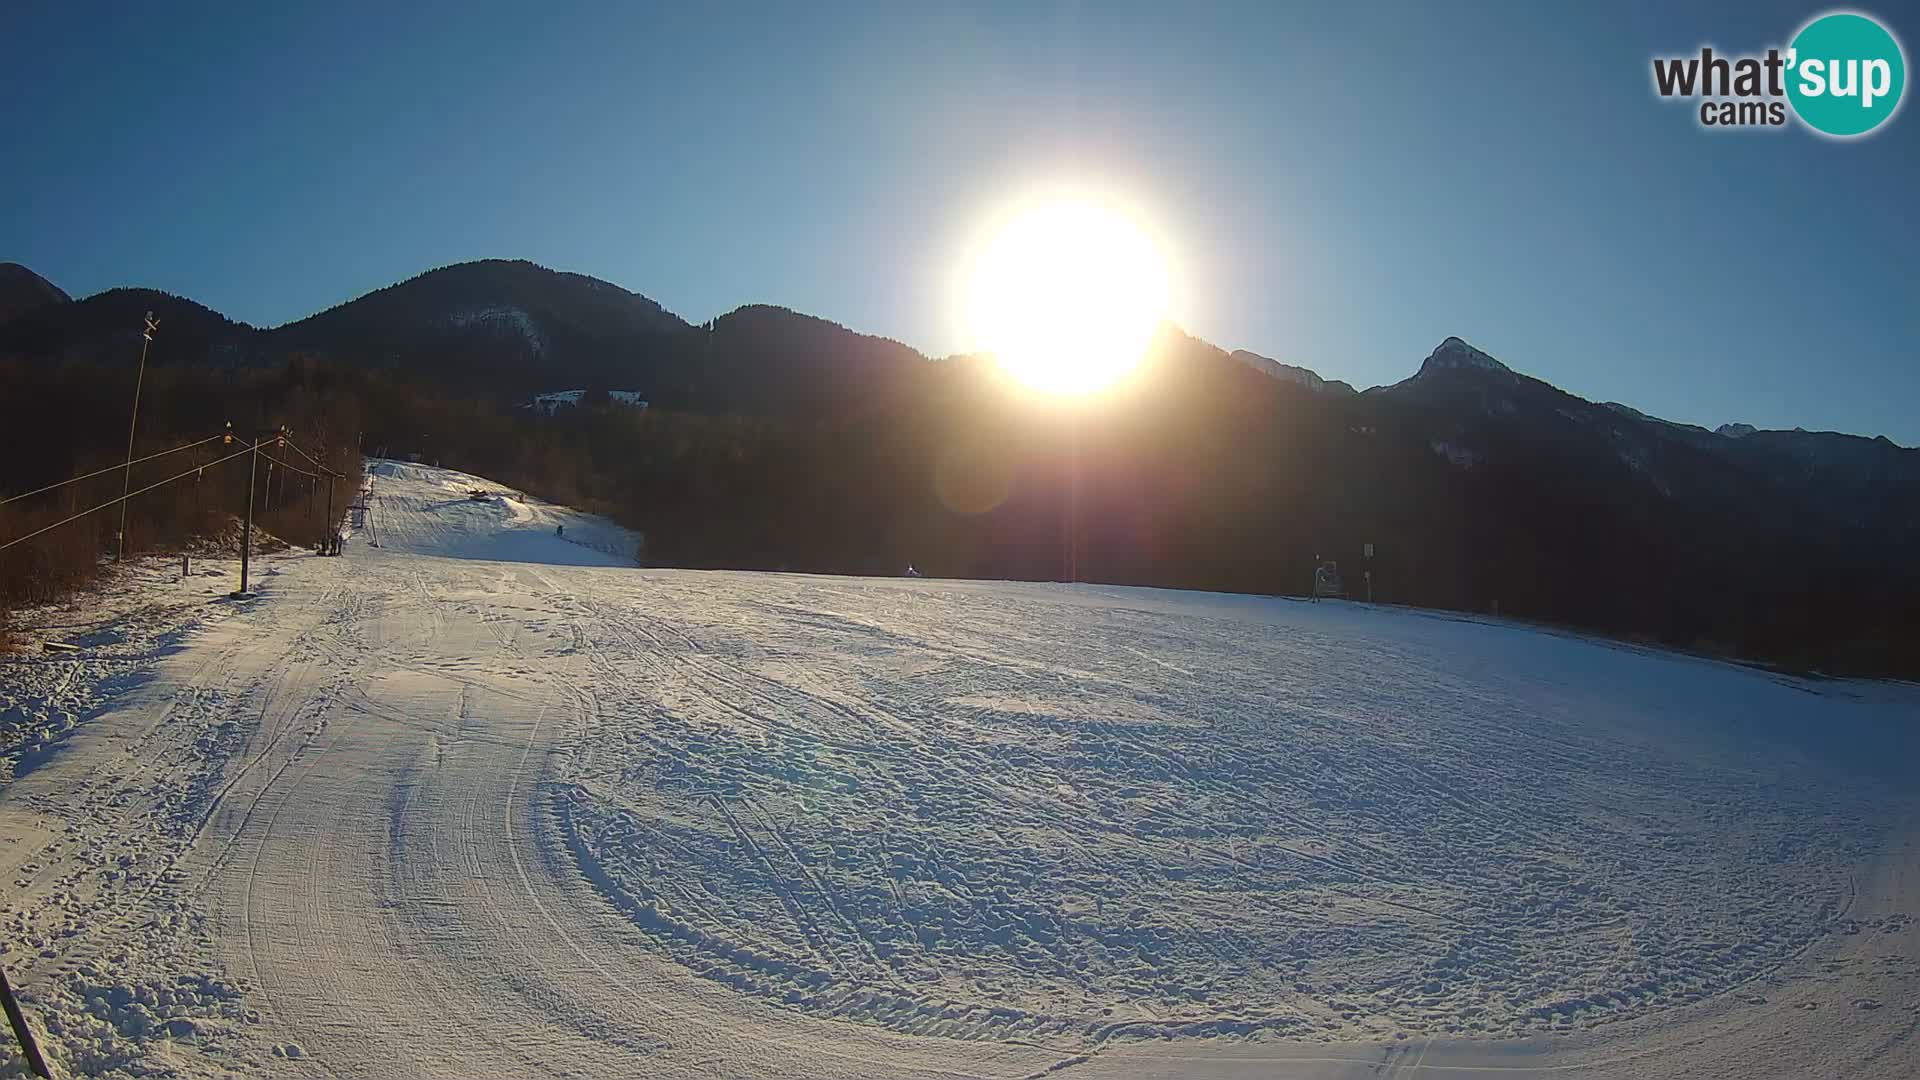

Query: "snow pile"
left=18, top=966, right=255, bottom=1076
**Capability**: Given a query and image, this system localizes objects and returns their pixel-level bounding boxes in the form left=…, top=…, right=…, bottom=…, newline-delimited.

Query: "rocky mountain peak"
left=1419, top=336, right=1512, bottom=376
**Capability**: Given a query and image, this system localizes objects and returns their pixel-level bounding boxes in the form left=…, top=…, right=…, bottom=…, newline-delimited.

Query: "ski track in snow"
left=1, top=459, right=1916, bottom=1079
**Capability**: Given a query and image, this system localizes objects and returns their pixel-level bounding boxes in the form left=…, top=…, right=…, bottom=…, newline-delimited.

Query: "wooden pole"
left=0, top=965, right=54, bottom=1078
left=115, top=312, right=157, bottom=561
left=237, top=437, right=259, bottom=597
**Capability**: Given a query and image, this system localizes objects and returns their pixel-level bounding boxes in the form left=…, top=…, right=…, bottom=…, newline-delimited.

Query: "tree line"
left=5, top=338, right=1913, bottom=679
left=0, top=357, right=362, bottom=631
left=347, top=337, right=1914, bottom=680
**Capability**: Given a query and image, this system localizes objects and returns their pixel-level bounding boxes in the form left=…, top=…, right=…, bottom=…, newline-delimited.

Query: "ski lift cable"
left=275, top=434, right=331, bottom=474
left=1, top=432, right=227, bottom=506
left=0, top=443, right=254, bottom=553
left=253, top=451, right=320, bottom=481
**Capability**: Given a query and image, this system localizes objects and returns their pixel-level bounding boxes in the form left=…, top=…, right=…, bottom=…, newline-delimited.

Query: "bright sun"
left=964, top=196, right=1171, bottom=395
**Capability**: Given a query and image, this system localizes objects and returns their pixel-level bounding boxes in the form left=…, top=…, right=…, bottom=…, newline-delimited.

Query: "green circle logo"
left=1787, top=11, right=1906, bottom=137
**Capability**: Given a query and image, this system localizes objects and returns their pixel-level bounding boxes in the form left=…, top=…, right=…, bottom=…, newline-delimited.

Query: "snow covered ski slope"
left=1, top=460, right=1915, bottom=1078
left=359, top=458, right=640, bottom=565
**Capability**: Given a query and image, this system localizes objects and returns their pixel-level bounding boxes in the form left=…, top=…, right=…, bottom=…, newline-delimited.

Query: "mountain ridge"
left=0, top=262, right=72, bottom=324
left=4, top=256, right=1914, bottom=678
left=0, top=257, right=1905, bottom=449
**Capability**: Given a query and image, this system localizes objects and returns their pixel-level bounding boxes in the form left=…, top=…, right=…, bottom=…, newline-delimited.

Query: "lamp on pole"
left=116, top=311, right=157, bottom=560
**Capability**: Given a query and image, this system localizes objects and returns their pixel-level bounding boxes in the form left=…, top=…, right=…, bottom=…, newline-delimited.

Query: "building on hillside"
left=522, top=390, right=650, bottom=416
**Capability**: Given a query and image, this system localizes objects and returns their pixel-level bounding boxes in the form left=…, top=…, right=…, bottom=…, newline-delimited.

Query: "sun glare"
left=964, top=196, right=1171, bottom=395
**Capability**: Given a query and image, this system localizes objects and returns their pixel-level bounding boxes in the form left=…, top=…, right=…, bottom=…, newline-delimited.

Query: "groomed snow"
left=363, top=459, right=640, bottom=565
left=0, top=461, right=1914, bottom=1078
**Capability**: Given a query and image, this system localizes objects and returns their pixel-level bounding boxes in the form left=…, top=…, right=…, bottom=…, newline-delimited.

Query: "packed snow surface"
left=0, top=461, right=1914, bottom=1078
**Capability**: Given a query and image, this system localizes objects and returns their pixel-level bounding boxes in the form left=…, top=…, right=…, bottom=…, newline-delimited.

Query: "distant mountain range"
left=1377, top=336, right=1915, bottom=529
left=3, top=257, right=1913, bottom=674
left=0, top=260, right=926, bottom=418
left=2, top=257, right=1900, bottom=447
left=4, top=253, right=1911, bottom=544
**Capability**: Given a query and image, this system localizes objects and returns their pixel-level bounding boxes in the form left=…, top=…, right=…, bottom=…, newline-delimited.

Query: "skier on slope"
left=556, top=523, right=564, bottom=538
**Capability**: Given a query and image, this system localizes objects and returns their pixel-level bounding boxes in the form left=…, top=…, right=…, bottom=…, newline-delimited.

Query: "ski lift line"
left=253, top=451, right=320, bottom=482
left=274, top=434, right=333, bottom=474
left=0, top=432, right=228, bottom=506
left=277, top=433, right=349, bottom=479
left=0, top=443, right=254, bottom=553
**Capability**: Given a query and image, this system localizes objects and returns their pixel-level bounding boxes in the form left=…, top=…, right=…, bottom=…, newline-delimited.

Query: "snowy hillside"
left=362, top=459, right=640, bottom=564
left=0, top=462, right=1914, bottom=1079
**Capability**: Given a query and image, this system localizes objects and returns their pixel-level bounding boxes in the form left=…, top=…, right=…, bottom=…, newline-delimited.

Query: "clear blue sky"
left=5, top=1, right=1916, bottom=441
